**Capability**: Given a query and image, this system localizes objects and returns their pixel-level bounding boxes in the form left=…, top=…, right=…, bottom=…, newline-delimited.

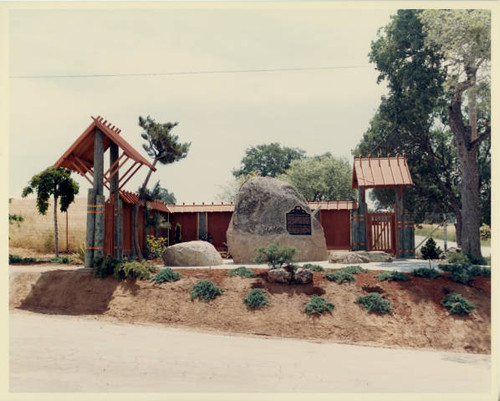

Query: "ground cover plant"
left=338, top=265, right=368, bottom=274
left=305, top=294, right=334, bottom=315
left=50, top=256, right=74, bottom=264
left=254, top=242, right=297, bottom=268
left=441, top=292, right=475, bottom=316
left=323, top=271, right=356, bottom=284
left=438, top=263, right=491, bottom=285
left=9, top=255, right=38, bottom=264
left=374, top=271, right=410, bottom=282
left=191, top=280, right=223, bottom=302
left=446, top=252, right=470, bottom=265
left=227, top=266, right=255, bottom=278
left=302, top=263, right=324, bottom=272
left=243, top=289, right=270, bottom=309
left=152, top=268, right=182, bottom=283
left=412, top=267, right=441, bottom=279
left=92, top=256, right=123, bottom=279
left=356, top=293, right=392, bottom=314
left=114, top=261, right=153, bottom=281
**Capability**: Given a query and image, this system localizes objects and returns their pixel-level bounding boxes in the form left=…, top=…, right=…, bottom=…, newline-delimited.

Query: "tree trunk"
left=54, top=196, right=59, bottom=258
left=449, top=94, right=482, bottom=256
left=133, top=158, right=158, bottom=261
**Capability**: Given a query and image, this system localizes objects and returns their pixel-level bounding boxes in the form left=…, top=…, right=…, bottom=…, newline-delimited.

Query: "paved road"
left=10, top=310, right=492, bottom=395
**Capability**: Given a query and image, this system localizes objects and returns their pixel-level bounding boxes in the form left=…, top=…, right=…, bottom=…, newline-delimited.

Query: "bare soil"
left=9, top=264, right=490, bottom=354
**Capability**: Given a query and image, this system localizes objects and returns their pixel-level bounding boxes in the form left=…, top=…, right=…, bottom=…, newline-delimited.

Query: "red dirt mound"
left=10, top=267, right=490, bottom=354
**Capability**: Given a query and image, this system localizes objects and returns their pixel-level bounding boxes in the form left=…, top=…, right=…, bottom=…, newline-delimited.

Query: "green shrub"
left=92, top=256, right=123, bottom=278
left=441, top=292, right=475, bottom=316
left=412, top=267, right=441, bottom=279
left=323, top=271, right=356, bottom=284
left=76, top=242, right=86, bottom=263
left=356, top=293, right=392, bottom=314
left=438, top=263, right=490, bottom=284
left=305, top=295, right=335, bottom=315
left=446, top=251, right=470, bottom=265
left=9, top=254, right=37, bottom=264
left=174, top=223, right=182, bottom=244
left=227, top=266, right=255, bottom=278
left=421, top=238, right=442, bottom=260
left=339, top=265, right=368, bottom=274
left=152, top=268, right=182, bottom=283
left=466, top=253, right=487, bottom=266
left=243, top=289, right=270, bottom=309
left=374, top=271, right=409, bottom=282
left=146, top=235, right=168, bottom=259
left=302, top=263, right=324, bottom=272
left=50, top=256, right=74, bottom=264
left=114, top=261, right=152, bottom=281
left=191, top=280, right=223, bottom=302
left=254, top=242, right=297, bottom=268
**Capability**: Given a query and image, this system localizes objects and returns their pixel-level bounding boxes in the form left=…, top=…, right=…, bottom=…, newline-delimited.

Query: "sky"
left=8, top=4, right=396, bottom=204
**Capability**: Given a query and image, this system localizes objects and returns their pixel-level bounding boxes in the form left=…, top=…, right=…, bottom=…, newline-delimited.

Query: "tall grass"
left=415, top=224, right=490, bottom=248
left=9, top=197, right=87, bottom=253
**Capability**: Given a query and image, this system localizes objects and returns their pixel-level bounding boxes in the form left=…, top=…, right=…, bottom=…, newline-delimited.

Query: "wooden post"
left=110, top=143, right=123, bottom=259
left=85, top=188, right=96, bottom=267
left=132, top=204, right=137, bottom=258
left=66, top=210, right=69, bottom=252
left=94, top=194, right=105, bottom=259
left=395, top=186, right=404, bottom=258
left=352, top=187, right=367, bottom=251
left=90, top=128, right=105, bottom=262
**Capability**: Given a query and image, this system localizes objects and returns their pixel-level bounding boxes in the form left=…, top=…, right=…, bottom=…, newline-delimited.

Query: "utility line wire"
left=10, top=64, right=371, bottom=79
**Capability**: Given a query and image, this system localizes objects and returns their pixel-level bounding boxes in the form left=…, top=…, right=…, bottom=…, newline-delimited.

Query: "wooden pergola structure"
left=55, top=116, right=156, bottom=266
left=351, top=154, right=415, bottom=258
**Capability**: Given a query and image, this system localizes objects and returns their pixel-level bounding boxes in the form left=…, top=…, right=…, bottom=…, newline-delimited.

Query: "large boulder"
left=162, top=241, right=223, bottom=267
left=226, top=177, right=328, bottom=264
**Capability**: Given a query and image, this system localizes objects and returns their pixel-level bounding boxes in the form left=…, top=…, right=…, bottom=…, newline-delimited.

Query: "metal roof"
left=54, top=116, right=156, bottom=176
left=309, top=200, right=357, bottom=211
left=352, top=154, right=413, bottom=189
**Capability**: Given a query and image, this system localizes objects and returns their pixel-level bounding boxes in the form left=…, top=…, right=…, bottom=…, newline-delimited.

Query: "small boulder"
left=329, top=252, right=370, bottom=264
left=267, top=268, right=293, bottom=284
left=162, top=241, right=223, bottom=267
left=294, top=267, right=313, bottom=284
left=355, top=251, right=393, bottom=263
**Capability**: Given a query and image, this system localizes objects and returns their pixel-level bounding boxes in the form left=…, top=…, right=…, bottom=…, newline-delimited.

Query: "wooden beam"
left=103, top=152, right=127, bottom=185
left=119, top=163, right=142, bottom=190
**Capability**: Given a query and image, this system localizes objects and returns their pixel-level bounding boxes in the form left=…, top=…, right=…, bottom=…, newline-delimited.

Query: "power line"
left=10, top=64, right=371, bottom=79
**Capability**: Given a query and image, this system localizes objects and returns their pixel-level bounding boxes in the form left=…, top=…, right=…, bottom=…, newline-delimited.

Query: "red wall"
left=207, top=212, right=233, bottom=250
left=320, top=209, right=351, bottom=249
left=169, top=213, right=198, bottom=244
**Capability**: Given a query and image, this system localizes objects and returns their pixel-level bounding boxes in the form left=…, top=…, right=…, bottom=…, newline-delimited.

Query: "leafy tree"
left=233, top=142, right=306, bottom=178
left=419, top=9, right=491, bottom=256
left=22, top=166, right=79, bottom=257
left=134, top=116, right=190, bottom=260
left=216, top=171, right=261, bottom=203
left=140, top=180, right=176, bottom=204
left=279, top=153, right=354, bottom=201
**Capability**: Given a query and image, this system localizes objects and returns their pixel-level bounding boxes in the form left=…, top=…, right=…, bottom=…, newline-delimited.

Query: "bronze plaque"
left=286, top=206, right=311, bottom=235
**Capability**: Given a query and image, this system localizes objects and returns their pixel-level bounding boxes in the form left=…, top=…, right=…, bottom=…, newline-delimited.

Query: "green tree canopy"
left=22, top=166, right=79, bottom=257
left=233, top=143, right=306, bottom=178
left=279, top=153, right=354, bottom=202
left=134, top=116, right=190, bottom=260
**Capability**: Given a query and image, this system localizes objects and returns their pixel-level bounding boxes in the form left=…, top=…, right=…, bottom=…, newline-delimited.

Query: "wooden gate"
left=367, top=212, right=396, bottom=254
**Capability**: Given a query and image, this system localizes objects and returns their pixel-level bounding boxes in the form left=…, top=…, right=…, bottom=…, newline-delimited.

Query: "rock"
left=267, top=267, right=293, bottom=284
left=294, top=267, right=313, bottom=284
left=226, top=177, right=328, bottom=263
left=440, top=247, right=461, bottom=259
left=355, top=251, right=393, bottom=263
left=162, top=241, right=223, bottom=267
left=329, top=252, right=370, bottom=264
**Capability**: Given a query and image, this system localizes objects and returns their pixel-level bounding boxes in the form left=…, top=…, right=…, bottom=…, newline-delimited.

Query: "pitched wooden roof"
left=55, top=116, right=156, bottom=175
left=352, top=154, right=413, bottom=189
left=308, top=200, right=357, bottom=211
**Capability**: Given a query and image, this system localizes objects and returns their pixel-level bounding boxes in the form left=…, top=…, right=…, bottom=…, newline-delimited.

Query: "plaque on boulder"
left=286, top=206, right=311, bottom=235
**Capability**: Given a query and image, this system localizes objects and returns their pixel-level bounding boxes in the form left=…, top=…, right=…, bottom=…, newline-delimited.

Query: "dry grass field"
left=9, top=197, right=87, bottom=254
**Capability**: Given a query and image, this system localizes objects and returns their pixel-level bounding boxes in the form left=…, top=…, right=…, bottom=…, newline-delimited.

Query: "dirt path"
left=10, top=310, right=491, bottom=394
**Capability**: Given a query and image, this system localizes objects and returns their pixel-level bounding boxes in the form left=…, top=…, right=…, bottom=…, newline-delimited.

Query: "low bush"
left=302, top=263, right=324, bottom=272
left=146, top=235, right=168, bottom=260
left=114, top=261, right=152, bottom=281
left=374, top=271, right=409, bottom=282
left=411, top=267, right=441, bottom=279
left=438, top=263, right=490, bottom=284
left=305, top=295, right=335, bottom=315
left=9, top=254, right=37, bottom=264
left=441, top=292, right=475, bottom=316
left=152, top=268, right=182, bottom=283
left=254, top=242, right=297, bottom=268
left=191, top=280, right=223, bottom=302
left=466, top=253, right=488, bottom=266
left=227, top=266, right=255, bottom=278
left=50, top=256, right=74, bottom=264
left=243, top=289, right=270, bottom=309
left=92, top=256, right=123, bottom=279
left=421, top=238, right=442, bottom=260
left=480, top=225, right=491, bottom=240
left=339, top=265, right=368, bottom=274
left=446, top=251, right=470, bottom=265
left=356, top=293, right=392, bottom=314
left=323, top=271, right=356, bottom=284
